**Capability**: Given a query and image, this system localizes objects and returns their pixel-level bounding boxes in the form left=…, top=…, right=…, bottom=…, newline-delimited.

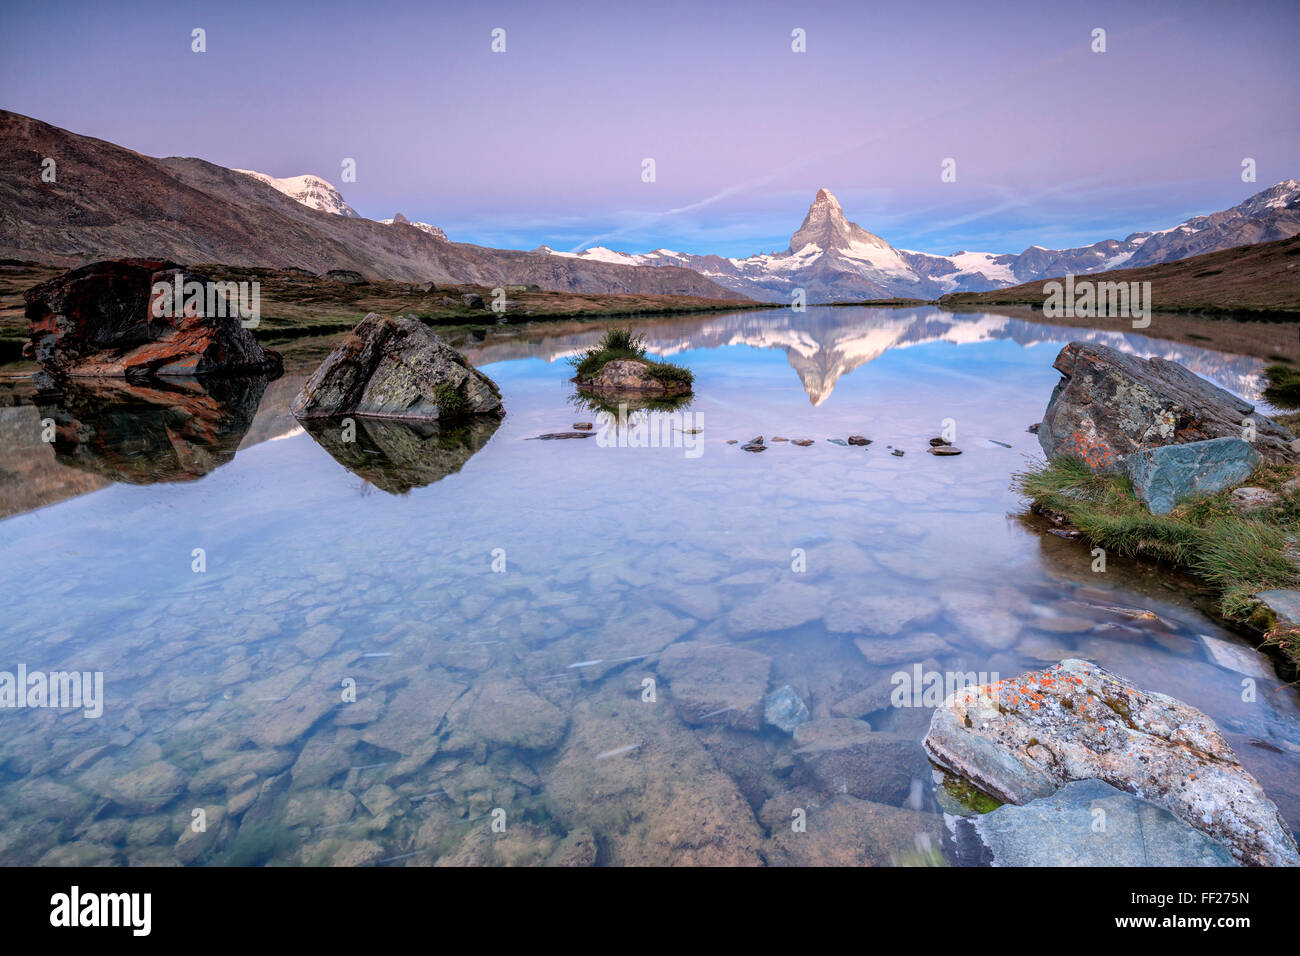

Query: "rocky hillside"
left=0, top=110, right=744, bottom=300
left=939, top=234, right=1300, bottom=315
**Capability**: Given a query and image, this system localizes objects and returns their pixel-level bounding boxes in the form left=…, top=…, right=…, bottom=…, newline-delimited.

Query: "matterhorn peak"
left=789, top=187, right=890, bottom=255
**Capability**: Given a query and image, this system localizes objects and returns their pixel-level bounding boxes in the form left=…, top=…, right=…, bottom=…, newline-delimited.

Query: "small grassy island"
left=569, top=328, right=694, bottom=397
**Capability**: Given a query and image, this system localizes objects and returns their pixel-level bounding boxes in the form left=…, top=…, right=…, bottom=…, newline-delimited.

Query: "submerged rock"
left=764, top=685, right=811, bottom=734
left=972, top=779, right=1237, bottom=866
left=658, top=642, right=772, bottom=730
left=927, top=446, right=962, bottom=456
left=1124, top=437, right=1260, bottom=514
left=922, top=659, right=1300, bottom=866
left=763, top=794, right=944, bottom=866
left=23, top=259, right=281, bottom=380
left=847, top=435, right=871, bottom=446
left=292, top=313, right=504, bottom=421
left=792, top=719, right=929, bottom=806
left=1038, top=341, right=1296, bottom=471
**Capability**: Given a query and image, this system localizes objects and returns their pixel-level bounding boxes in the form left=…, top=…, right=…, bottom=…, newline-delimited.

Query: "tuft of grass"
left=1014, top=456, right=1300, bottom=663
left=1264, top=364, right=1300, bottom=410
left=432, top=382, right=469, bottom=416
left=569, top=326, right=693, bottom=387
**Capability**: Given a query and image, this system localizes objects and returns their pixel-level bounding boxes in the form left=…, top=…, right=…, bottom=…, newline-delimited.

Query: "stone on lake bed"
left=1124, top=437, right=1260, bottom=515
left=535, top=431, right=595, bottom=440
left=827, top=438, right=848, bottom=446
left=1197, top=633, right=1274, bottom=680
left=771, top=436, right=788, bottom=442
left=741, top=442, right=766, bottom=453
left=972, top=779, right=1238, bottom=867
left=764, top=684, right=810, bottom=734
left=847, top=435, right=871, bottom=446
left=792, top=719, right=930, bottom=806
left=658, top=642, right=772, bottom=730
left=572, top=422, right=593, bottom=430
left=927, top=446, right=962, bottom=456
left=792, top=439, right=814, bottom=446
left=922, top=658, right=1300, bottom=866
left=928, top=437, right=951, bottom=446
left=891, top=449, right=904, bottom=457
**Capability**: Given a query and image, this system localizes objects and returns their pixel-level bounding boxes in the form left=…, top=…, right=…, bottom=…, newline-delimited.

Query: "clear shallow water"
left=0, top=306, right=1296, bottom=866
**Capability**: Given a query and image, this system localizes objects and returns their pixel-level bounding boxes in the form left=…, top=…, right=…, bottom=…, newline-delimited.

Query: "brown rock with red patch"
left=23, top=259, right=281, bottom=381
left=1037, top=341, right=1296, bottom=471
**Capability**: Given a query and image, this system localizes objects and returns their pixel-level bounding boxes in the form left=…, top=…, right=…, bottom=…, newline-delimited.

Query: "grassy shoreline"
left=1014, top=454, right=1300, bottom=666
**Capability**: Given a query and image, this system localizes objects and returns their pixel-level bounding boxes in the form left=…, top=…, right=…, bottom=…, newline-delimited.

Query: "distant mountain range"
left=544, top=183, right=1300, bottom=302
left=0, top=110, right=741, bottom=300
left=2, top=109, right=1296, bottom=305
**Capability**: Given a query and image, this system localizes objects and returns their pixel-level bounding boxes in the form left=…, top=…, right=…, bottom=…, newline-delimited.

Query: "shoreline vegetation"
left=1014, top=452, right=1300, bottom=667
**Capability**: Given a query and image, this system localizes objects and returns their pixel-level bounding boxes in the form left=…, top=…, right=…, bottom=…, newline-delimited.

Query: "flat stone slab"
left=923, top=659, right=1299, bottom=866
left=1257, top=589, right=1300, bottom=627
left=1124, top=436, right=1260, bottom=515
left=973, top=779, right=1238, bottom=867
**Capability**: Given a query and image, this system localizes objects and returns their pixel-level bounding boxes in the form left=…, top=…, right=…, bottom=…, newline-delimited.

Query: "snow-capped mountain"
left=546, top=181, right=1300, bottom=303
left=380, top=212, right=449, bottom=242
left=234, top=169, right=360, bottom=218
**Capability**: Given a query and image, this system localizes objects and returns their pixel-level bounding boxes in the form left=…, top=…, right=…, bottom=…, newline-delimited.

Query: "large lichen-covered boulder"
left=1124, top=436, right=1262, bottom=514
left=291, top=313, right=503, bottom=421
left=923, top=659, right=1299, bottom=866
left=23, top=259, right=281, bottom=380
left=1038, top=342, right=1296, bottom=472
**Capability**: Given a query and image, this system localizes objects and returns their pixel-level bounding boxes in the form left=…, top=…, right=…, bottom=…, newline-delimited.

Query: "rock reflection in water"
left=301, top=416, right=501, bottom=493
left=35, top=375, right=268, bottom=484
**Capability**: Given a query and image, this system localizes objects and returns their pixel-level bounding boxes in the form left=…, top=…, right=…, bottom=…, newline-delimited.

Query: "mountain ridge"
left=549, top=181, right=1300, bottom=303
left=0, top=109, right=745, bottom=301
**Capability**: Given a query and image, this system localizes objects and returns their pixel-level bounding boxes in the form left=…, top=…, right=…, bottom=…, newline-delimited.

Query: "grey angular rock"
left=974, top=779, right=1238, bottom=866
left=764, top=684, right=811, bottom=734
left=291, top=313, right=504, bottom=421
left=1124, top=437, right=1260, bottom=514
left=1038, top=341, right=1296, bottom=471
